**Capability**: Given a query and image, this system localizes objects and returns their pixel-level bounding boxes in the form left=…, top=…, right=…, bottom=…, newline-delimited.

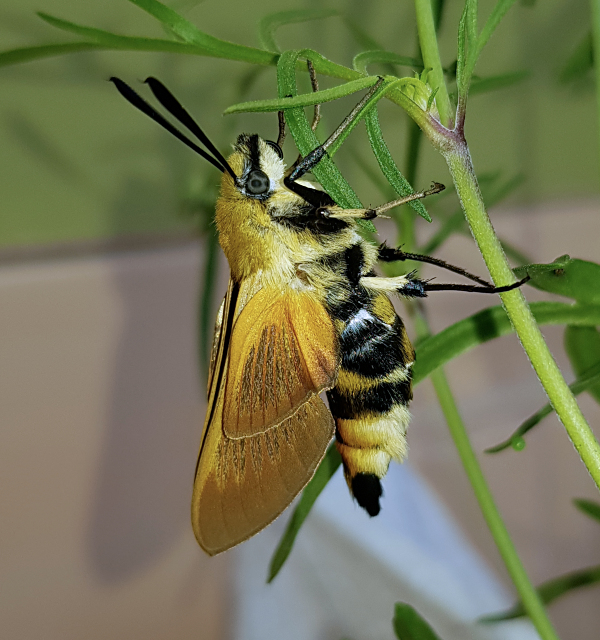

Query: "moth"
left=111, top=75, right=528, bottom=556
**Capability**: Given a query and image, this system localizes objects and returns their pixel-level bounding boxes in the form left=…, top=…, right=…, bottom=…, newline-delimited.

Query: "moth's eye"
left=265, top=140, right=283, bottom=159
left=246, top=170, right=270, bottom=195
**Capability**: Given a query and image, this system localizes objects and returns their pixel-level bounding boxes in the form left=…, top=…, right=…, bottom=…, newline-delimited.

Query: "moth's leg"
left=276, top=110, right=286, bottom=148
left=361, top=273, right=530, bottom=297
left=422, top=276, right=530, bottom=294
left=378, top=242, right=492, bottom=287
left=361, top=273, right=428, bottom=298
left=320, top=182, right=446, bottom=222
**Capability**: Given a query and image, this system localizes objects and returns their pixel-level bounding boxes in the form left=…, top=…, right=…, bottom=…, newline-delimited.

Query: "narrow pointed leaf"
left=267, top=444, right=341, bottom=582
left=565, top=326, right=600, bottom=403
left=469, top=70, right=528, bottom=96
left=258, top=9, right=338, bottom=52
left=126, top=0, right=277, bottom=64
left=476, top=0, right=519, bottom=59
left=485, top=362, right=600, bottom=453
left=393, top=603, right=443, bottom=640
left=326, top=78, right=406, bottom=159
left=413, top=302, right=600, bottom=385
left=573, top=498, right=600, bottom=523
left=276, top=49, right=375, bottom=231
left=224, top=76, right=379, bottom=114
left=0, top=42, right=106, bottom=67
left=364, top=108, right=431, bottom=221
left=559, top=31, right=593, bottom=83
left=456, top=2, right=469, bottom=95
left=481, top=565, right=600, bottom=622
left=353, top=50, right=422, bottom=75
left=35, top=12, right=231, bottom=55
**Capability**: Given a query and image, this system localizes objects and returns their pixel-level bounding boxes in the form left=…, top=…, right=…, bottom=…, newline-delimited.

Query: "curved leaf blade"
left=224, top=76, right=378, bottom=114
left=364, top=107, right=431, bottom=221
left=267, top=444, right=341, bottom=582
left=393, top=603, right=443, bottom=640
left=326, top=78, right=406, bottom=159
left=413, top=302, right=600, bottom=385
left=573, top=498, right=600, bottom=524
left=565, top=326, right=600, bottom=404
left=258, top=8, right=338, bottom=52
left=469, top=70, right=529, bottom=96
left=35, top=12, right=233, bottom=56
left=485, top=362, right=600, bottom=453
left=515, top=256, right=600, bottom=304
left=481, top=565, right=600, bottom=622
left=0, top=42, right=106, bottom=67
left=126, top=0, right=276, bottom=64
left=353, top=50, right=422, bottom=75
left=559, top=31, right=593, bottom=84
left=276, top=49, right=374, bottom=232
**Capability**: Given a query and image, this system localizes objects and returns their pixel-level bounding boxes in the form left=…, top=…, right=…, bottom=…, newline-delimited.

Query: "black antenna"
left=110, top=77, right=234, bottom=178
left=144, top=77, right=237, bottom=181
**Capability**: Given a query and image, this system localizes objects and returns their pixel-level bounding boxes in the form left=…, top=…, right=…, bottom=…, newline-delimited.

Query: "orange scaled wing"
left=192, top=279, right=338, bottom=556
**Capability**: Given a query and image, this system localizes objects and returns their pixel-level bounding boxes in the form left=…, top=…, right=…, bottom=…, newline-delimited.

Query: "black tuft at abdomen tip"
left=351, top=473, right=383, bottom=517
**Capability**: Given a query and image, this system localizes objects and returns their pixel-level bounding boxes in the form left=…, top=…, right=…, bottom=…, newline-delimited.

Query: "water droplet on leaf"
left=511, top=437, right=526, bottom=451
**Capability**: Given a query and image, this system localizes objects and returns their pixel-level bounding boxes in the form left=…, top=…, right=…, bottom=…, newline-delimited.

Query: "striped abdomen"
left=327, top=290, right=414, bottom=516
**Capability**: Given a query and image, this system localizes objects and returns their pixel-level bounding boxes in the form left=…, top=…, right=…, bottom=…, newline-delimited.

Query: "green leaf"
left=565, top=326, right=600, bottom=403
left=466, top=0, right=478, bottom=49
left=0, top=42, right=106, bottom=67
left=484, top=361, right=600, bottom=453
left=353, top=50, right=422, bottom=75
left=126, top=0, right=277, bottom=64
left=326, top=78, right=406, bottom=159
left=481, top=564, right=600, bottom=622
left=573, top=498, right=600, bottom=523
left=224, top=76, right=379, bottom=114
left=559, top=31, right=593, bottom=84
left=267, top=444, right=341, bottom=582
left=469, top=70, right=529, bottom=96
left=276, top=49, right=374, bottom=231
left=456, top=2, right=469, bottom=95
left=38, top=11, right=147, bottom=44
left=364, top=108, right=431, bottom=221
left=36, top=11, right=231, bottom=55
left=413, top=302, right=600, bottom=385
left=258, top=9, right=338, bottom=52
left=476, top=0, right=518, bottom=60
left=393, top=603, right=443, bottom=640
left=515, top=256, right=600, bottom=303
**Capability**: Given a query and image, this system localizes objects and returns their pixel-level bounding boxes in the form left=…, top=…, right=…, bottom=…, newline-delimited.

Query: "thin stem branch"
left=425, top=361, right=561, bottom=640
left=414, top=0, right=453, bottom=127
left=444, top=142, right=600, bottom=492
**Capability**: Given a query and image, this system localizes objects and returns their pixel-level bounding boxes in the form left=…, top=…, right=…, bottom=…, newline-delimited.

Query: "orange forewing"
left=192, top=392, right=334, bottom=556
left=192, top=280, right=337, bottom=555
left=223, top=288, right=338, bottom=438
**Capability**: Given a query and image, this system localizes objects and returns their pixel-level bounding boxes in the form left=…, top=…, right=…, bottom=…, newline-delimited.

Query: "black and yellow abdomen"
left=326, top=248, right=415, bottom=516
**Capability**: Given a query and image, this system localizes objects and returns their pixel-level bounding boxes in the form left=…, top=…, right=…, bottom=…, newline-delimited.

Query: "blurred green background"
left=0, top=0, right=597, bottom=249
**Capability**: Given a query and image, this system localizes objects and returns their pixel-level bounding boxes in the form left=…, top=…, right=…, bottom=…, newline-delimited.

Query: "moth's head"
left=220, top=134, right=285, bottom=202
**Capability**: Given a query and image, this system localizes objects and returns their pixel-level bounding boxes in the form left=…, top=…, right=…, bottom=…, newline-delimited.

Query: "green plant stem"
left=414, top=0, right=452, bottom=126
left=423, top=354, right=560, bottom=640
left=591, top=0, right=600, bottom=184
left=444, top=142, right=600, bottom=493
